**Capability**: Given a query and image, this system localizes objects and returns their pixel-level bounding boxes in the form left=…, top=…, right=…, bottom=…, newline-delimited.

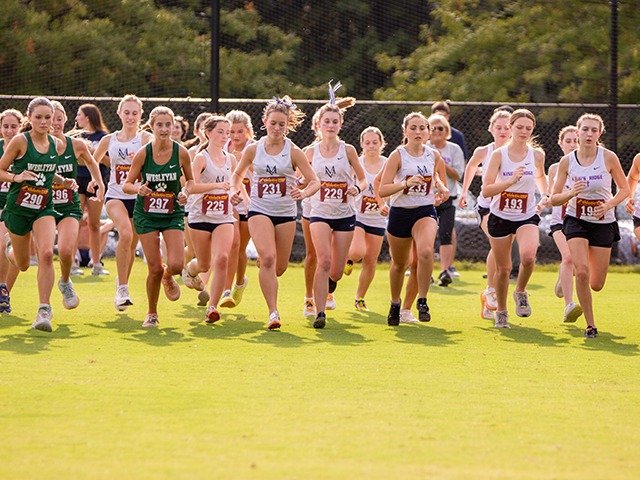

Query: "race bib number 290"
left=17, top=184, right=48, bottom=210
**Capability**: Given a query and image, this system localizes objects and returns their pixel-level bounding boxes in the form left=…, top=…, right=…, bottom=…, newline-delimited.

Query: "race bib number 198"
left=576, top=198, right=604, bottom=221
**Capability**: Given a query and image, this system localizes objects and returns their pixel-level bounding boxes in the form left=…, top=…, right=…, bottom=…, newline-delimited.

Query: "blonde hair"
left=427, top=113, right=451, bottom=140
left=509, top=109, right=541, bottom=148
left=1, top=109, right=24, bottom=124
left=315, top=97, right=356, bottom=124
left=21, top=97, right=54, bottom=132
left=225, top=110, right=254, bottom=139
left=118, top=94, right=143, bottom=113
left=576, top=113, right=605, bottom=132
left=359, top=126, right=386, bottom=154
left=488, top=110, right=511, bottom=128
left=148, top=106, right=174, bottom=127
left=262, top=96, right=305, bottom=133
left=558, top=125, right=578, bottom=144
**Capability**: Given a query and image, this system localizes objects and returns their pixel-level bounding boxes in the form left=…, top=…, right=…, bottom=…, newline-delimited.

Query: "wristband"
left=11, top=174, right=16, bottom=182
left=354, top=184, right=361, bottom=194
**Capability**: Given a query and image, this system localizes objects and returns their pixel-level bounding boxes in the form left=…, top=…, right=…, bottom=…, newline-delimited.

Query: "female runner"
left=547, top=125, right=582, bottom=323
left=51, top=101, right=105, bottom=310
left=183, top=115, right=241, bottom=322
left=552, top=113, right=628, bottom=338
left=93, top=95, right=153, bottom=311
left=0, top=97, right=77, bottom=331
left=379, top=112, right=449, bottom=326
left=482, top=109, right=547, bottom=328
left=344, top=126, right=388, bottom=312
left=459, top=109, right=511, bottom=320
left=307, top=87, right=367, bottom=329
left=123, top=106, right=193, bottom=327
left=231, top=96, right=319, bottom=330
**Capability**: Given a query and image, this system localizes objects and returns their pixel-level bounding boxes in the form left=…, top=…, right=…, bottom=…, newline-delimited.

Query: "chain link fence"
left=2, top=96, right=639, bottom=263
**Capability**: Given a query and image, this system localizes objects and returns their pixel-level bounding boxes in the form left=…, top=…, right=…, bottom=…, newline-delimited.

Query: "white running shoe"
left=181, top=261, right=204, bottom=291
left=70, top=263, right=84, bottom=276
left=485, top=288, right=498, bottom=310
left=230, top=276, right=248, bottom=306
left=399, top=309, right=419, bottom=324
left=115, top=284, right=133, bottom=311
left=513, top=290, right=532, bottom=317
left=58, top=279, right=80, bottom=310
left=92, top=262, right=110, bottom=276
left=563, top=302, right=583, bottom=323
left=32, top=305, right=53, bottom=332
left=303, top=297, right=316, bottom=317
left=494, top=310, right=510, bottom=328
left=326, top=293, right=337, bottom=310
left=219, top=290, right=236, bottom=308
left=482, top=304, right=495, bottom=320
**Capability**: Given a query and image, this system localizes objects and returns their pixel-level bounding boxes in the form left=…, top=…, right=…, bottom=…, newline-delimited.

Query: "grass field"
left=1, top=259, right=639, bottom=479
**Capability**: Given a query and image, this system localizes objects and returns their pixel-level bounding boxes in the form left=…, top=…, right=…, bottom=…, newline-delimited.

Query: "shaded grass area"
left=0, top=259, right=639, bottom=479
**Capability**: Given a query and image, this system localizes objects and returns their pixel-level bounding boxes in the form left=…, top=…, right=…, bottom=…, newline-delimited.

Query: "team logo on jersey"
left=156, top=182, right=167, bottom=192
left=265, top=165, right=278, bottom=175
left=35, top=173, right=46, bottom=187
left=215, top=175, right=226, bottom=183
left=417, top=165, right=430, bottom=176
left=324, top=166, right=336, bottom=178
left=118, top=148, right=129, bottom=160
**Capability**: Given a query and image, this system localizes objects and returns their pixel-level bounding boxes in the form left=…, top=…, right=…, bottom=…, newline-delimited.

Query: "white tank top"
left=249, top=137, right=297, bottom=217
left=390, top=146, right=436, bottom=208
left=565, top=147, right=614, bottom=223
left=489, top=146, right=538, bottom=220
left=309, top=142, right=355, bottom=219
left=550, top=162, right=571, bottom=226
left=106, top=132, right=144, bottom=200
left=187, top=151, right=236, bottom=225
left=355, top=156, right=387, bottom=228
left=224, top=139, right=253, bottom=214
left=476, top=143, right=494, bottom=209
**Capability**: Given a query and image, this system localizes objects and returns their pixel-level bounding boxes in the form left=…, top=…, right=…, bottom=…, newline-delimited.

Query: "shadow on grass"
left=478, top=323, right=571, bottom=347
left=309, top=317, right=374, bottom=346
left=188, top=313, right=268, bottom=340
left=393, top=324, right=462, bottom=346
left=245, top=328, right=316, bottom=348
left=126, top=327, right=193, bottom=347
left=0, top=313, right=29, bottom=329
left=88, top=313, right=145, bottom=334
left=0, top=323, right=88, bottom=355
left=563, top=325, right=639, bottom=356
left=175, top=304, right=204, bottom=320
left=344, top=310, right=386, bottom=325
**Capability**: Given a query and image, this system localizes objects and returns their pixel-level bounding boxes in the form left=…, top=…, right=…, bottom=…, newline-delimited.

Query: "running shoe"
left=0, top=283, right=11, bottom=313
left=181, top=262, right=204, bottom=291
left=399, top=309, right=419, bottom=324
left=268, top=311, right=281, bottom=330
left=161, top=268, right=181, bottom=301
left=4, top=233, right=16, bottom=268
left=448, top=266, right=461, bottom=278
left=230, top=276, right=248, bottom=306
left=563, top=302, right=583, bottom=323
left=328, top=277, right=338, bottom=294
left=513, top=290, right=531, bottom=317
left=494, top=310, right=510, bottom=328
left=142, top=313, right=159, bottom=328
left=485, top=288, right=498, bottom=310
left=58, top=279, right=80, bottom=310
left=205, top=305, right=220, bottom=323
left=114, top=284, right=133, bottom=311
left=91, top=261, right=110, bottom=276
left=30, top=255, right=38, bottom=267
left=197, top=290, right=209, bottom=307
left=70, top=263, right=84, bottom=276
left=437, top=269, right=452, bottom=287
left=303, top=298, right=316, bottom=317
left=387, top=302, right=400, bottom=326
left=554, top=276, right=563, bottom=298
left=480, top=291, right=495, bottom=320
left=326, top=293, right=337, bottom=310
left=416, top=297, right=431, bottom=322
left=354, top=298, right=369, bottom=311
left=32, top=305, right=53, bottom=332
left=584, top=326, right=598, bottom=338
left=313, top=311, right=326, bottom=329
left=344, top=259, right=354, bottom=276
left=219, top=290, right=236, bottom=308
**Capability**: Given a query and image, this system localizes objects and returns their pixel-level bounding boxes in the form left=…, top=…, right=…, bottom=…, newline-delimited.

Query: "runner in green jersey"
left=123, top=106, right=193, bottom=328
left=51, top=101, right=105, bottom=311
left=0, top=97, right=76, bottom=332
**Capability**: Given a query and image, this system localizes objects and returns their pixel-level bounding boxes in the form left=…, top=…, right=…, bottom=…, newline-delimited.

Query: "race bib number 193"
left=499, top=191, right=528, bottom=214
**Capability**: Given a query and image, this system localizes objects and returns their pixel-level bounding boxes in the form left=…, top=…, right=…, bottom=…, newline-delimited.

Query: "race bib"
left=17, top=184, right=48, bottom=210
left=403, top=175, right=431, bottom=196
left=576, top=197, right=604, bottom=221
left=144, top=191, right=175, bottom=214
left=202, top=193, right=229, bottom=216
left=0, top=182, right=10, bottom=194
left=257, top=176, right=286, bottom=198
left=242, top=177, right=251, bottom=195
left=320, top=181, right=348, bottom=204
left=115, top=164, right=130, bottom=185
left=499, top=191, right=527, bottom=214
left=360, top=195, right=379, bottom=214
left=561, top=202, right=568, bottom=219
left=52, top=184, right=73, bottom=205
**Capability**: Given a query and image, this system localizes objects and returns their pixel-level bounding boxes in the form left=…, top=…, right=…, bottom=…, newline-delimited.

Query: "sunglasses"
left=430, top=126, right=445, bottom=132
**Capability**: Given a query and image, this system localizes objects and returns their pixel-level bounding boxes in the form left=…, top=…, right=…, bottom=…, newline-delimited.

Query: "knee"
left=166, top=261, right=182, bottom=276
left=214, top=253, right=229, bottom=271
left=259, top=253, right=276, bottom=270
left=417, top=246, right=434, bottom=262
left=148, top=262, right=164, bottom=278
left=519, top=252, right=536, bottom=268
left=574, top=265, right=589, bottom=284
left=58, top=243, right=74, bottom=260
left=118, top=229, right=133, bottom=246
left=561, top=255, right=573, bottom=268
left=317, top=257, right=331, bottom=273
left=362, top=254, right=377, bottom=269
left=496, top=263, right=511, bottom=278
left=38, top=249, right=54, bottom=265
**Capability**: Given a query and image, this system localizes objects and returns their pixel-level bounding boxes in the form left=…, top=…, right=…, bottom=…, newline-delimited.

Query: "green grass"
left=1, top=259, right=639, bottom=479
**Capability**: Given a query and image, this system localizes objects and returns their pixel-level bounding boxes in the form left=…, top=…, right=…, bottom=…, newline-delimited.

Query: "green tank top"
left=134, top=141, right=184, bottom=217
left=0, top=140, right=11, bottom=208
left=52, top=136, right=80, bottom=207
left=6, top=132, right=58, bottom=213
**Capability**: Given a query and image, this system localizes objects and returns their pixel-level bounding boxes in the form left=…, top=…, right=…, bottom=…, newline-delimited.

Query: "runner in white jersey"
left=218, top=110, right=254, bottom=309
left=231, top=95, right=319, bottom=330
left=183, top=115, right=240, bottom=324
left=482, top=109, right=547, bottom=328
left=547, top=126, right=582, bottom=323
left=625, top=150, right=640, bottom=246
left=306, top=88, right=367, bottom=329
left=93, top=95, right=152, bottom=311
left=459, top=109, right=511, bottom=321
left=552, top=113, right=628, bottom=339
left=343, top=126, right=389, bottom=313
left=379, top=112, right=449, bottom=326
